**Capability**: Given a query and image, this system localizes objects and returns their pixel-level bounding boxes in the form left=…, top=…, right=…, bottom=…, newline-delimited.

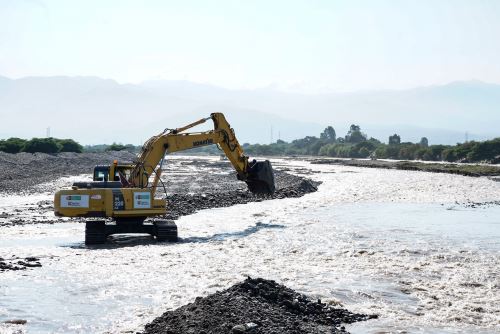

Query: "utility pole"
left=46, top=127, right=51, bottom=138
left=465, top=131, right=469, bottom=143
left=270, top=125, right=273, bottom=144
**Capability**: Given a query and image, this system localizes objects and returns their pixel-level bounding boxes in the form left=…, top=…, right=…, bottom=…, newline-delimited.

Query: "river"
left=0, top=157, right=499, bottom=333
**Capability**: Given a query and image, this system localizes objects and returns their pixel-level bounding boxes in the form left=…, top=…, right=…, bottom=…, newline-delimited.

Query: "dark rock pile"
left=164, top=171, right=320, bottom=220
left=0, top=166, right=319, bottom=227
left=0, top=151, right=137, bottom=193
left=461, top=200, right=500, bottom=208
left=0, top=256, right=42, bottom=272
left=143, top=277, right=375, bottom=334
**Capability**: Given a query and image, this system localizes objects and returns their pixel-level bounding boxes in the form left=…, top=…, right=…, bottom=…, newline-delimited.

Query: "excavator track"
left=85, top=220, right=107, bottom=245
left=154, top=220, right=178, bottom=242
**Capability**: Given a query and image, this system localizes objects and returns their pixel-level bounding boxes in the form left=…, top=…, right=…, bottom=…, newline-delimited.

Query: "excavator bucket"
left=245, top=160, right=276, bottom=195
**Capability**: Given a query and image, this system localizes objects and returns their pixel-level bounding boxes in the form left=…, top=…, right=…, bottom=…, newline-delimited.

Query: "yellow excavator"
left=54, top=113, right=275, bottom=244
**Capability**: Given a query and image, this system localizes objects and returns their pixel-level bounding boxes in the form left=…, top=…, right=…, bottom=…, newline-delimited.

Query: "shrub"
left=442, top=148, right=457, bottom=162
left=466, top=138, right=500, bottom=162
left=358, top=147, right=370, bottom=158
left=22, top=138, right=60, bottom=153
left=57, top=139, right=83, bottom=153
left=0, top=137, right=28, bottom=153
left=107, top=143, right=128, bottom=151
left=429, top=145, right=447, bottom=161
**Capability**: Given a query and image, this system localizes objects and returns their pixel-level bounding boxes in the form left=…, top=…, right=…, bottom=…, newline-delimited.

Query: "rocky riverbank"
left=163, top=171, right=319, bottom=220
left=0, top=151, right=137, bottom=193
left=311, top=158, right=500, bottom=177
left=0, top=154, right=320, bottom=274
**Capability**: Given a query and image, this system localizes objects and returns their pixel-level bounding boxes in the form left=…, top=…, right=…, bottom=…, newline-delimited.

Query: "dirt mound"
left=143, top=277, right=374, bottom=334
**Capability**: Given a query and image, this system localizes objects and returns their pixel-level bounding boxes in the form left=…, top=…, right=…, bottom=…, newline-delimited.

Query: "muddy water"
left=1, top=158, right=499, bottom=333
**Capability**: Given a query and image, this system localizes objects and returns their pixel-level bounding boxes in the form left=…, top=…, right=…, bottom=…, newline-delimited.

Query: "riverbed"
left=1, top=157, right=499, bottom=333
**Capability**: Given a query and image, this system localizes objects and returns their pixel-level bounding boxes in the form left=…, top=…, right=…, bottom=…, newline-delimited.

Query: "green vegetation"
left=0, top=137, right=83, bottom=154
left=58, top=139, right=84, bottom=153
left=83, top=143, right=139, bottom=153
left=244, top=125, right=500, bottom=164
left=106, top=143, right=137, bottom=152
left=1, top=129, right=498, bottom=164
left=0, top=138, right=28, bottom=153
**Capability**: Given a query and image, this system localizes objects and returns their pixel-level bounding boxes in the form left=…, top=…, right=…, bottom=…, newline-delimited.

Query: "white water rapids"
left=0, top=157, right=499, bottom=333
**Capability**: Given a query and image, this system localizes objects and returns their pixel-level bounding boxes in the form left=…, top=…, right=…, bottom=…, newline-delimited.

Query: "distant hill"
left=0, top=76, right=498, bottom=145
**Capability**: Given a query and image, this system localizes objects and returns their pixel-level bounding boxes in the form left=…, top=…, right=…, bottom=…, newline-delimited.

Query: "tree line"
left=83, top=143, right=138, bottom=152
left=0, top=137, right=83, bottom=153
left=1, top=129, right=498, bottom=163
left=242, top=125, right=500, bottom=163
left=0, top=138, right=144, bottom=154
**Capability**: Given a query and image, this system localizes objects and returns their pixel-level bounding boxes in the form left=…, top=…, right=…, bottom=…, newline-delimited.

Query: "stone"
left=231, top=324, right=247, bottom=333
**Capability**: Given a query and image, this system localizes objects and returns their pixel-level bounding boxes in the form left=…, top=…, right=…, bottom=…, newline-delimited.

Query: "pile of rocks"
left=164, top=171, right=319, bottom=220
left=0, top=257, right=41, bottom=272
left=143, top=277, right=375, bottom=334
left=0, top=151, right=136, bottom=193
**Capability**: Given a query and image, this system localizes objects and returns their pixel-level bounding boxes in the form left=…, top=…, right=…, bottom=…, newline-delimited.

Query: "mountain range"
left=0, top=76, right=498, bottom=145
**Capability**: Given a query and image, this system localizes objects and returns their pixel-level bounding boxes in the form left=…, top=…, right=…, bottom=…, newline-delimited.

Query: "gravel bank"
left=163, top=170, right=319, bottom=220
left=143, top=277, right=375, bottom=334
left=0, top=154, right=319, bottom=274
left=0, top=154, right=319, bottom=228
left=311, top=158, right=500, bottom=177
left=0, top=151, right=137, bottom=193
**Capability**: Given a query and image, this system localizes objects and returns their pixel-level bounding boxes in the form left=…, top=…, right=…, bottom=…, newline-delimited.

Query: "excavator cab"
left=244, top=160, right=276, bottom=195
left=93, top=166, right=111, bottom=181
left=93, top=164, right=133, bottom=182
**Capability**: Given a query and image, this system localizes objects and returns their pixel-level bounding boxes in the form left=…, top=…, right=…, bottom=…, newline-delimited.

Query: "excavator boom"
left=130, top=113, right=275, bottom=194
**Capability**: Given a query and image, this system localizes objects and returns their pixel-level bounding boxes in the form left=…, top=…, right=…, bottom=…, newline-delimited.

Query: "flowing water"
left=0, top=158, right=499, bottom=333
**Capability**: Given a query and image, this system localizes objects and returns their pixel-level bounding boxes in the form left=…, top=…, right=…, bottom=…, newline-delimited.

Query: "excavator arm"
left=129, top=113, right=275, bottom=194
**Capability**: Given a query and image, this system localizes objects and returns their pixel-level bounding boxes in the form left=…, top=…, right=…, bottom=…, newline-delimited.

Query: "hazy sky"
left=1, top=0, right=500, bottom=92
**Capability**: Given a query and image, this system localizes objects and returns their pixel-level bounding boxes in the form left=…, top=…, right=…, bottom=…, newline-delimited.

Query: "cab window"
left=114, top=167, right=131, bottom=181
left=93, top=167, right=110, bottom=181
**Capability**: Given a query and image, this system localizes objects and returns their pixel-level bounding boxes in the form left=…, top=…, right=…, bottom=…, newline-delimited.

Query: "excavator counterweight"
left=54, top=113, right=276, bottom=244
